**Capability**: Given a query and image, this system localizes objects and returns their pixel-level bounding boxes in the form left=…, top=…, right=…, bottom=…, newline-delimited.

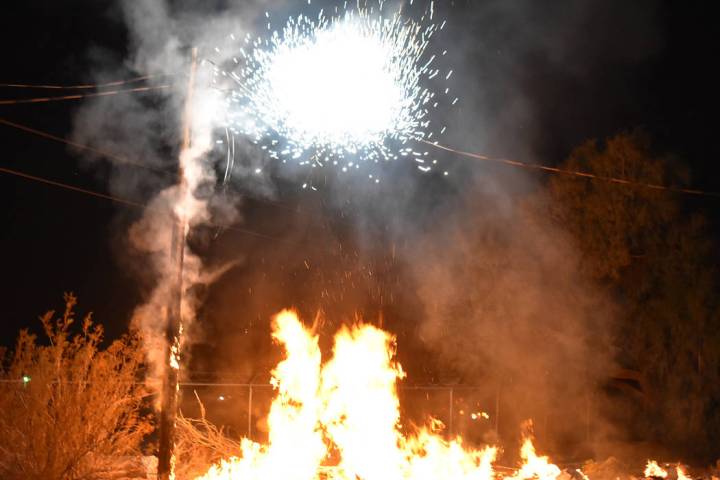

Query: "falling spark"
left=215, top=1, right=453, bottom=181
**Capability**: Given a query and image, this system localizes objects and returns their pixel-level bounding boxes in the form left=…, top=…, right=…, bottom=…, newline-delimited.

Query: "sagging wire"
left=421, top=139, right=720, bottom=198
left=0, top=165, right=280, bottom=241
left=0, top=117, right=169, bottom=175
left=0, top=85, right=172, bottom=105
left=0, top=116, right=323, bottom=221
left=0, top=73, right=175, bottom=90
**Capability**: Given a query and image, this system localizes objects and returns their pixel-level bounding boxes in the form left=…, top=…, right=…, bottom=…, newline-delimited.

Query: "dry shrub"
left=173, top=393, right=242, bottom=480
left=0, top=293, right=153, bottom=479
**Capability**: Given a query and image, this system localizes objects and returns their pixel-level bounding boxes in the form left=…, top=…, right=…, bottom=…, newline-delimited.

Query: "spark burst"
left=213, top=1, right=453, bottom=183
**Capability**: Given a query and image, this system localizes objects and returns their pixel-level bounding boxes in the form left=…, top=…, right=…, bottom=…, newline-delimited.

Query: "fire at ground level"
left=148, top=310, right=719, bottom=480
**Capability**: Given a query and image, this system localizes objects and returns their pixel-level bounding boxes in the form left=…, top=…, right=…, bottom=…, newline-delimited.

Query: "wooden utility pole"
left=157, top=46, right=197, bottom=480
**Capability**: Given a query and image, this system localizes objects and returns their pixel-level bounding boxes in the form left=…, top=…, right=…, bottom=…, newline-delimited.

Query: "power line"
left=2, top=71, right=717, bottom=197
left=0, top=117, right=168, bottom=174
left=4, top=75, right=714, bottom=199
left=0, top=165, right=280, bottom=241
left=0, top=165, right=146, bottom=208
left=0, top=73, right=175, bottom=90
left=422, top=139, right=720, bottom=198
left=0, top=117, right=339, bottom=221
left=0, top=84, right=172, bottom=105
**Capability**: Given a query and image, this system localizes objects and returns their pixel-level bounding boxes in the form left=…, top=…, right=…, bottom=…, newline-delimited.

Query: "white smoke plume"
left=72, top=0, right=287, bottom=385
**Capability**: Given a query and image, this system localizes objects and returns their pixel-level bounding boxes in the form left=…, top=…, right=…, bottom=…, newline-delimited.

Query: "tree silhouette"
left=548, top=132, right=720, bottom=460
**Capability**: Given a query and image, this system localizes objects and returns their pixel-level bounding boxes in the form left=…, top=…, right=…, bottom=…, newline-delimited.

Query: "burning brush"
left=180, top=310, right=696, bottom=480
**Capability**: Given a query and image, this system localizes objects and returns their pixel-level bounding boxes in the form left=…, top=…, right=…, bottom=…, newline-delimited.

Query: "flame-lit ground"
left=194, top=311, right=690, bottom=480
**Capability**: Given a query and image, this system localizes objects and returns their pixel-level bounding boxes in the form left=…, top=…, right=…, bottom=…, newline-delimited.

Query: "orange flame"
left=195, top=310, right=678, bottom=480
left=676, top=466, right=691, bottom=480
left=645, top=460, right=668, bottom=478
left=195, top=310, right=498, bottom=480
left=505, top=436, right=561, bottom=480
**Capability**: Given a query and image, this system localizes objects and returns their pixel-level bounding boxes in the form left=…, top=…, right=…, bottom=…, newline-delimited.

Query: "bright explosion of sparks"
left=214, top=1, right=453, bottom=182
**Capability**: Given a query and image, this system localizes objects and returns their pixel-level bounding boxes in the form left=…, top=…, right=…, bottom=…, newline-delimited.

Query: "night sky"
left=2, top=0, right=719, bottom=348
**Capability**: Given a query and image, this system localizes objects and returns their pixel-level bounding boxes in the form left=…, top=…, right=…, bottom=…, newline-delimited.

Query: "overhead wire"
left=4, top=113, right=719, bottom=247
left=3, top=72, right=718, bottom=199
left=0, top=84, right=172, bottom=105
left=0, top=73, right=175, bottom=90
left=0, top=116, right=324, bottom=219
left=0, top=117, right=167, bottom=174
left=0, top=165, right=145, bottom=209
left=0, top=165, right=280, bottom=241
left=3, top=115, right=719, bottom=200
left=421, top=139, right=720, bottom=198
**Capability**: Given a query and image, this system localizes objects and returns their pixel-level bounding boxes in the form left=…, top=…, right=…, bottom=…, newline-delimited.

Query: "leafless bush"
left=173, top=393, right=242, bottom=480
left=0, top=293, right=153, bottom=479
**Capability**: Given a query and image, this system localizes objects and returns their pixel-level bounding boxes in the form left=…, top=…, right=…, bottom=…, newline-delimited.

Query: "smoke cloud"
left=71, top=0, right=289, bottom=383
left=71, top=0, right=662, bottom=459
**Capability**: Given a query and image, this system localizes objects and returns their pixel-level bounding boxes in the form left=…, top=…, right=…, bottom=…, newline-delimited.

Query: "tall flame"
left=196, top=310, right=497, bottom=480
left=197, top=310, right=325, bottom=479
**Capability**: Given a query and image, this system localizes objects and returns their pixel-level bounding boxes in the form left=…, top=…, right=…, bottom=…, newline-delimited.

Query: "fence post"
left=248, top=385, right=253, bottom=439
left=495, top=386, right=500, bottom=435
left=585, top=390, right=591, bottom=443
left=448, top=387, right=454, bottom=436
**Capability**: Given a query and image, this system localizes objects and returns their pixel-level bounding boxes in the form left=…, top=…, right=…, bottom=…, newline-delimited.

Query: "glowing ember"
left=215, top=1, right=452, bottom=179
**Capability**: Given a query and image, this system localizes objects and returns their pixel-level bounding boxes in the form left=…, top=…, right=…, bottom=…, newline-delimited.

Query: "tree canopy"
left=548, top=132, right=720, bottom=460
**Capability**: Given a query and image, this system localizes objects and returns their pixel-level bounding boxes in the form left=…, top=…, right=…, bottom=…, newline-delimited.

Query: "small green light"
left=22, top=375, right=31, bottom=384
